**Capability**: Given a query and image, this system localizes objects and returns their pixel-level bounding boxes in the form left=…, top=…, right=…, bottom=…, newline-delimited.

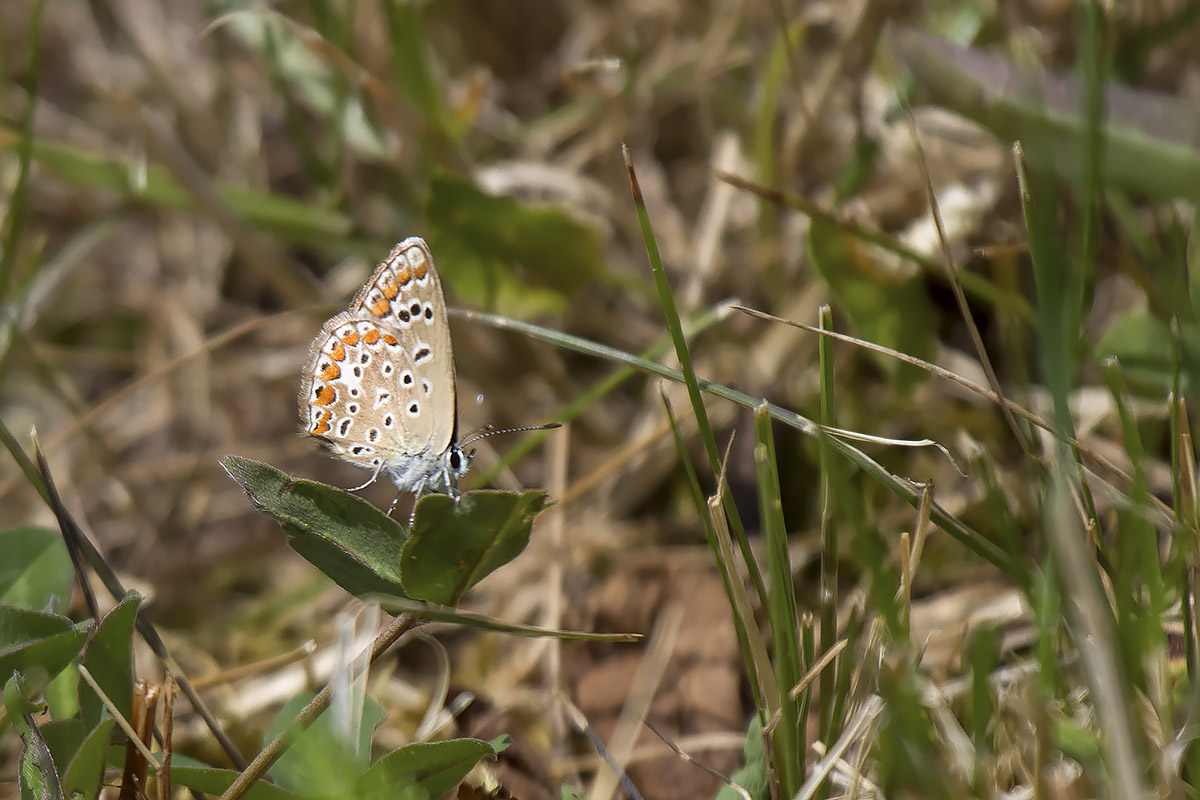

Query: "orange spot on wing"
left=395, top=266, right=411, bottom=285
left=341, top=330, right=360, bottom=346
left=311, top=409, right=332, bottom=435
left=369, top=297, right=390, bottom=317
left=382, top=333, right=399, bottom=346
left=315, top=385, right=336, bottom=406
left=413, top=261, right=427, bottom=280
left=363, top=328, right=380, bottom=344
left=330, top=341, right=347, bottom=362
left=381, top=279, right=399, bottom=299
left=319, top=362, right=340, bottom=381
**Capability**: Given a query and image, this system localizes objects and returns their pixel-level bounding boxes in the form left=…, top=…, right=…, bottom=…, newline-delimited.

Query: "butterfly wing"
left=346, top=237, right=458, bottom=456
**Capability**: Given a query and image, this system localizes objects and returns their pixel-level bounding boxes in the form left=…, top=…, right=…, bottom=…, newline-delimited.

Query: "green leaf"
left=1094, top=310, right=1200, bottom=392
left=0, top=528, right=72, bottom=612
left=400, top=490, right=548, bottom=605
left=44, top=664, right=79, bottom=720
left=356, top=738, right=503, bottom=800
left=717, top=715, right=769, bottom=800
left=0, top=604, right=88, bottom=690
left=384, top=3, right=450, bottom=140
left=0, top=603, right=75, bottom=643
left=425, top=173, right=604, bottom=306
left=221, top=456, right=409, bottom=599
left=79, top=592, right=141, bottom=727
left=169, top=755, right=305, bottom=800
left=266, top=691, right=385, bottom=797
left=17, top=710, right=66, bottom=800
left=61, top=718, right=114, bottom=800
left=36, top=719, right=86, bottom=781
left=808, top=220, right=936, bottom=388
left=1095, top=310, right=1171, bottom=371
left=1052, top=716, right=1104, bottom=770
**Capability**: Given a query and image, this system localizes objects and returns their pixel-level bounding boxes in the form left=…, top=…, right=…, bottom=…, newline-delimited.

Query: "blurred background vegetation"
left=5, top=1, right=1200, bottom=798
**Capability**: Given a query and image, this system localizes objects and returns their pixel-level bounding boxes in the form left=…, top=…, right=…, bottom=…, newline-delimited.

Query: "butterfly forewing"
left=298, top=238, right=459, bottom=487
left=348, top=239, right=457, bottom=455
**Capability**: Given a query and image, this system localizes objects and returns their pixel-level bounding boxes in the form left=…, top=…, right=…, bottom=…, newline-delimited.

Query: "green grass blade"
left=754, top=403, right=804, bottom=795
left=375, top=598, right=637, bottom=642
left=384, top=3, right=453, bottom=150
left=661, top=392, right=768, bottom=713
left=0, top=0, right=44, bottom=297
left=262, top=20, right=337, bottom=191
left=708, top=491, right=779, bottom=716
left=816, top=305, right=839, bottom=746
left=1071, top=0, right=1105, bottom=530
left=624, top=145, right=769, bottom=608
left=1102, top=358, right=1166, bottom=615
left=623, top=144, right=719, bottom=479
left=1017, top=116, right=1149, bottom=796
left=0, top=130, right=352, bottom=245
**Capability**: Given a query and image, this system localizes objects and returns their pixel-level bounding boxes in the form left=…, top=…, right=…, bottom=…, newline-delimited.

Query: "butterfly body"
left=299, top=238, right=472, bottom=499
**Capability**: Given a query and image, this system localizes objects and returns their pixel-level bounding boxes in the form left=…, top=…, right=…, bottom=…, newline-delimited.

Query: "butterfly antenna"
left=461, top=421, right=562, bottom=448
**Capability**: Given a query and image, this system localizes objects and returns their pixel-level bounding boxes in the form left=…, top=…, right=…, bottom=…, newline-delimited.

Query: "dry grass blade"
left=890, top=63, right=1033, bottom=459
left=794, top=695, right=885, bottom=800
left=643, top=720, right=753, bottom=800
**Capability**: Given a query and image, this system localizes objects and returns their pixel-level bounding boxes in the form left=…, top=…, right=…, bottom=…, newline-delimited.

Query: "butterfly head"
left=443, top=442, right=474, bottom=492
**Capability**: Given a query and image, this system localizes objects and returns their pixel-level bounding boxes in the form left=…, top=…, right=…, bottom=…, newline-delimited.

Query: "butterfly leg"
left=406, top=479, right=429, bottom=529
left=348, top=462, right=385, bottom=492
left=443, top=465, right=461, bottom=502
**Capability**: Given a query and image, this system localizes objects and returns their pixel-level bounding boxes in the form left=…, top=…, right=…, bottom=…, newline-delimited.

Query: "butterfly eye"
left=449, top=450, right=461, bottom=470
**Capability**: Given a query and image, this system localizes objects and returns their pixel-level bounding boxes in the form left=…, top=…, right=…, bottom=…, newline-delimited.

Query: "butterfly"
left=299, top=238, right=472, bottom=504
